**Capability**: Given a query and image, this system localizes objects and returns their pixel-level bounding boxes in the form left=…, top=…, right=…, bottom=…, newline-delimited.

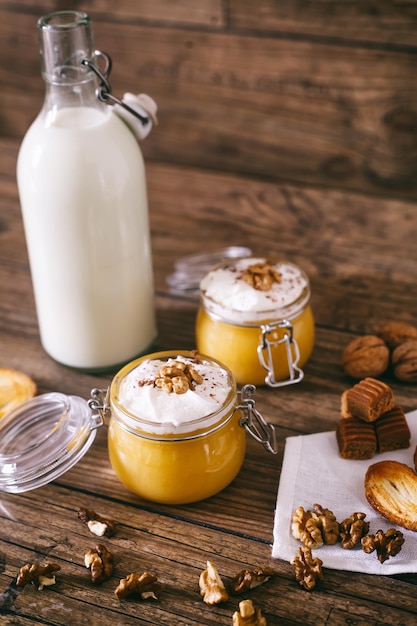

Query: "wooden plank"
left=229, top=0, right=417, bottom=47
left=0, top=0, right=225, bottom=28
left=4, top=0, right=417, bottom=46
left=3, top=454, right=417, bottom=624
left=1, top=12, right=416, bottom=199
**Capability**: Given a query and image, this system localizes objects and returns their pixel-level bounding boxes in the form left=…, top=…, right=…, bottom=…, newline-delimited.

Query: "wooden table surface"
left=1, top=135, right=417, bottom=625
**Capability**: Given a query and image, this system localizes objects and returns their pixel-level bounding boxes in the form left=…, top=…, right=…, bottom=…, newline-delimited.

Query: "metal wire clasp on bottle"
left=236, top=384, right=278, bottom=454
left=81, top=51, right=150, bottom=125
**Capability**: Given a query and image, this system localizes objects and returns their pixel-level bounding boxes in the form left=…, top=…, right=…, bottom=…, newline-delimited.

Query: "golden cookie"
left=0, top=368, right=37, bottom=418
left=365, top=460, right=417, bottom=531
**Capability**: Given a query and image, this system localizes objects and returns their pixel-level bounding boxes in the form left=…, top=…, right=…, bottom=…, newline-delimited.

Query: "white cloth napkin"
left=272, top=409, right=417, bottom=574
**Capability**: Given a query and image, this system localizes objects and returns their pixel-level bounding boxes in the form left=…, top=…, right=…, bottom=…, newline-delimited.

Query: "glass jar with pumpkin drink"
left=107, top=350, right=276, bottom=504
left=196, top=257, right=314, bottom=387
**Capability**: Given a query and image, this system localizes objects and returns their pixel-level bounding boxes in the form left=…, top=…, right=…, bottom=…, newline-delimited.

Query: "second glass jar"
left=196, top=256, right=315, bottom=387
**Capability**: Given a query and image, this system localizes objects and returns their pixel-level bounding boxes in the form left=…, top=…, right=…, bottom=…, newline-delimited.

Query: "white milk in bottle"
left=17, top=11, right=156, bottom=371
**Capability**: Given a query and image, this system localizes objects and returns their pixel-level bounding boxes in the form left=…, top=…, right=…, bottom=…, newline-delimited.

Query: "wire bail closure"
left=257, top=319, right=304, bottom=388
left=81, top=50, right=150, bottom=125
left=89, top=387, right=111, bottom=424
left=236, top=384, right=277, bottom=454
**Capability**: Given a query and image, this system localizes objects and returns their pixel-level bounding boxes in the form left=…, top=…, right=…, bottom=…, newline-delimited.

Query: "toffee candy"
left=340, top=377, right=394, bottom=423
left=374, top=405, right=410, bottom=453
left=336, top=416, right=377, bottom=460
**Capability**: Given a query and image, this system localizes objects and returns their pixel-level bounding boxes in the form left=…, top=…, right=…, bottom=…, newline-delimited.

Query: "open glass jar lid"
left=0, top=392, right=102, bottom=493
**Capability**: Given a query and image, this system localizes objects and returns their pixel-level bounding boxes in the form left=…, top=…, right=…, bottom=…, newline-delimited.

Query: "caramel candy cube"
left=336, top=417, right=377, bottom=460
left=374, top=405, right=410, bottom=453
left=340, top=377, right=394, bottom=422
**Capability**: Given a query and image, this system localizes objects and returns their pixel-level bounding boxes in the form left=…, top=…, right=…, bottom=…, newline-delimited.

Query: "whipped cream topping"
left=118, top=356, right=233, bottom=431
left=200, top=257, right=309, bottom=324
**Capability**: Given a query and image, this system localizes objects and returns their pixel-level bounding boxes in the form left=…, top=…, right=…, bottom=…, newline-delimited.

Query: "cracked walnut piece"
left=291, top=504, right=339, bottom=548
left=199, top=560, right=229, bottom=605
left=115, top=572, right=162, bottom=600
left=155, top=359, right=203, bottom=394
left=339, top=512, right=370, bottom=550
left=16, top=562, right=61, bottom=591
left=85, top=544, right=113, bottom=584
left=242, top=261, right=282, bottom=292
left=232, top=599, right=268, bottom=626
left=361, top=528, right=405, bottom=563
left=291, top=547, right=323, bottom=591
left=230, top=567, right=277, bottom=595
left=77, top=507, right=117, bottom=537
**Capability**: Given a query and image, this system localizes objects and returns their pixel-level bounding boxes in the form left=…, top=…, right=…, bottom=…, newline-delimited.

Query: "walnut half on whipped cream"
left=241, top=261, right=282, bottom=292
left=154, top=359, right=204, bottom=394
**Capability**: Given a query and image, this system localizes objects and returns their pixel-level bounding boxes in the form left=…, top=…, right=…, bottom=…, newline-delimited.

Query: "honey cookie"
left=0, top=368, right=37, bottom=418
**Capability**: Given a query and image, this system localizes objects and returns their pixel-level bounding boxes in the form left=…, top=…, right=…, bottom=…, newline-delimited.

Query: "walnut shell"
left=378, top=321, right=417, bottom=350
left=392, top=340, right=417, bottom=383
left=341, top=335, right=389, bottom=379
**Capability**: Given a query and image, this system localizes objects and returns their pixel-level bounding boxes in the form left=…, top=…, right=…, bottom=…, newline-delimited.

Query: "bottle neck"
left=38, top=11, right=107, bottom=122
left=42, top=72, right=107, bottom=118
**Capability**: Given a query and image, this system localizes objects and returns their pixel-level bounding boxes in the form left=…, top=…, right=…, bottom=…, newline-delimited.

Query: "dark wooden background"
left=1, top=0, right=416, bottom=201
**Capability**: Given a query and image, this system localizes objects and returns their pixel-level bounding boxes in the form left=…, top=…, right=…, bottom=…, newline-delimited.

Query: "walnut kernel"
left=291, top=504, right=339, bottom=548
left=199, top=560, right=229, bottom=605
left=85, top=544, right=113, bottom=584
left=155, top=359, right=203, bottom=394
left=361, top=528, right=404, bottom=563
left=115, top=571, right=162, bottom=600
left=78, top=507, right=117, bottom=537
left=232, top=599, right=268, bottom=626
left=16, top=562, right=61, bottom=591
left=242, top=262, right=281, bottom=292
left=230, top=567, right=277, bottom=594
left=339, top=512, right=369, bottom=549
left=291, top=547, right=323, bottom=591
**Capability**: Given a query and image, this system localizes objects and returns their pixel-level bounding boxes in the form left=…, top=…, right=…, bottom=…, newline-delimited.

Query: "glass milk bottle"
left=17, top=11, right=156, bottom=371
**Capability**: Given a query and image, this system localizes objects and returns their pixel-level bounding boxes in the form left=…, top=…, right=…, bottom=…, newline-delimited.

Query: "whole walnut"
left=378, top=321, right=417, bottom=350
left=392, top=340, right=417, bottom=383
left=341, top=335, right=389, bottom=379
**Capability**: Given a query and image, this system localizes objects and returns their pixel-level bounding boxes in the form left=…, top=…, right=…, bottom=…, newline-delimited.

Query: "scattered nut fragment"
left=115, top=572, right=162, bottom=600
left=242, top=262, right=282, bottom=292
left=229, top=566, right=277, bottom=595
left=291, top=547, right=323, bottom=591
left=392, top=340, right=417, bottom=383
left=341, top=335, right=389, bottom=379
left=16, top=562, right=61, bottom=591
left=78, top=507, right=117, bottom=537
left=199, top=560, right=229, bottom=605
left=232, top=598, right=267, bottom=626
left=339, top=512, right=370, bottom=549
left=155, top=359, right=203, bottom=394
left=291, top=504, right=339, bottom=549
left=378, top=321, right=417, bottom=350
left=361, top=528, right=405, bottom=563
left=85, top=544, right=113, bottom=584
